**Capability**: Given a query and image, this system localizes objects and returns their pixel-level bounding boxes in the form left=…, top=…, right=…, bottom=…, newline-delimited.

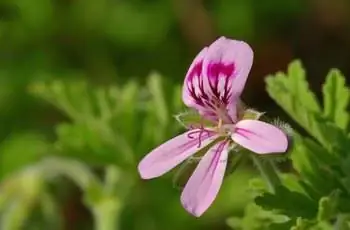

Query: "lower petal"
left=180, top=141, right=229, bottom=217
left=138, top=130, right=217, bottom=179
left=231, top=120, right=288, bottom=154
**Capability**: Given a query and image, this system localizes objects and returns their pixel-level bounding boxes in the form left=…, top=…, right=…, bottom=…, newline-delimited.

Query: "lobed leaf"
left=322, top=69, right=350, bottom=130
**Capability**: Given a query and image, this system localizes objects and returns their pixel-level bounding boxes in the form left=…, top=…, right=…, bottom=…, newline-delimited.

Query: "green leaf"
left=226, top=217, right=242, bottom=229
left=317, top=190, right=340, bottom=222
left=54, top=122, right=133, bottom=168
left=112, top=81, right=138, bottom=144
left=265, top=60, right=350, bottom=153
left=0, top=133, right=48, bottom=180
left=322, top=69, right=350, bottom=130
left=147, top=72, right=169, bottom=126
left=30, top=80, right=139, bottom=166
left=227, top=203, right=289, bottom=230
left=290, top=218, right=333, bottom=230
left=266, top=60, right=320, bottom=113
left=290, top=134, right=341, bottom=197
left=269, top=220, right=296, bottom=230
left=255, top=185, right=318, bottom=219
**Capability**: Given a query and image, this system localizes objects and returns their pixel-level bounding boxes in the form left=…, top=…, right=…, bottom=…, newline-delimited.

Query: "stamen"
left=218, top=119, right=223, bottom=129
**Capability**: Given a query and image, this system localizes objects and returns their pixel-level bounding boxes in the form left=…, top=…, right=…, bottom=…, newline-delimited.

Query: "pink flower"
left=138, top=37, right=288, bottom=217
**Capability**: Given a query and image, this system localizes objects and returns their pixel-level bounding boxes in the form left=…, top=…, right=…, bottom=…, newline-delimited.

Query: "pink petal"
left=231, top=120, right=288, bottom=154
left=182, top=47, right=209, bottom=110
left=203, top=37, right=253, bottom=121
left=203, top=37, right=254, bottom=99
left=182, top=37, right=253, bottom=123
left=180, top=141, right=229, bottom=217
left=138, top=129, right=217, bottom=179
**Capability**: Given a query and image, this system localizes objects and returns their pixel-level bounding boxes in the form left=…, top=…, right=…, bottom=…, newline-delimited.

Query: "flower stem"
left=334, top=214, right=350, bottom=230
left=251, top=155, right=281, bottom=193
left=92, top=198, right=120, bottom=230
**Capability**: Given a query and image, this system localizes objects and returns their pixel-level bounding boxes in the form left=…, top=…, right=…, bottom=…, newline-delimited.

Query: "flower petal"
left=182, top=37, right=253, bottom=123
left=182, top=47, right=208, bottom=109
left=180, top=141, right=229, bottom=217
left=204, top=37, right=253, bottom=121
left=231, top=120, right=288, bottom=154
left=203, top=36, right=254, bottom=99
left=138, top=129, right=217, bottom=179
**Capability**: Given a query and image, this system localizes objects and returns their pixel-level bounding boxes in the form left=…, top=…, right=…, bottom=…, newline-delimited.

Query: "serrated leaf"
left=317, top=190, right=340, bottom=222
left=290, top=134, right=340, bottom=197
left=54, top=122, right=133, bottom=168
left=147, top=72, right=169, bottom=126
left=291, top=218, right=333, bottom=230
left=111, top=81, right=139, bottom=144
left=323, top=69, right=350, bottom=130
left=267, top=60, right=320, bottom=113
left=227, top=203, right=288, bottom=230
left=280, top=174, right=306, bottom=195
left=255, top=185, right=318, bottom=219
left=265, top=60, right=350, bottom=153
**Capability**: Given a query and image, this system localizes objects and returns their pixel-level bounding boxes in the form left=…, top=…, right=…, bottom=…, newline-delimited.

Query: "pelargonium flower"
left=138, top=37, right=288, bottom=217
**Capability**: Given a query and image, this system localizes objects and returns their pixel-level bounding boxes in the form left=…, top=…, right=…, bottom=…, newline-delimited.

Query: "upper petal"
left=203, top=37, right=254, bottom=99
left=182, top=47, right=209, bottom=109
left=180, top=141, right=229, bottom=217
left=182, top=37, right=254, bottom=123
left=138, top=129, right=217, bottom=179
left=231, top=120, right=288, bottom=154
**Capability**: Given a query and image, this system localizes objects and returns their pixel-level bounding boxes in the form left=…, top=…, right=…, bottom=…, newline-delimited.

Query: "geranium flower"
left=138, top=37, right=288, bottom=217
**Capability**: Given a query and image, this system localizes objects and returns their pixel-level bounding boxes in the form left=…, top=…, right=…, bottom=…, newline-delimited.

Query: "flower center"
left=215, top=119, right=233, bottom=136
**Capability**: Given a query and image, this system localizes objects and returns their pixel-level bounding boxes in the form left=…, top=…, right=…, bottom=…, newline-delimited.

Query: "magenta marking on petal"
left=232, top=120, right=288, bottom=154
left=188, top=61, right=203, bottom=81
left=206, top=62, right=236, bottom=105
left=207, top=63, right=235, bottom=81
left=235, top=127, right=262, bottom=139
left=180, top=140, right=229, bottom=216
left=206, top=140, right=227, bottom=177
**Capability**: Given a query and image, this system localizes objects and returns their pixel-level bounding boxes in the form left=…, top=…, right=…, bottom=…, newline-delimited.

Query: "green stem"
left=251, top=155, right=281, bottom=193
left=92, top=198, right=120, bottom=230
left=334, top=214, right=350, bottom=230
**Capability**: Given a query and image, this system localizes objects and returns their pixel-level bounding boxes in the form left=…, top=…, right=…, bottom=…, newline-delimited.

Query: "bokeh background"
left=0, top=0, right=350, bottom=229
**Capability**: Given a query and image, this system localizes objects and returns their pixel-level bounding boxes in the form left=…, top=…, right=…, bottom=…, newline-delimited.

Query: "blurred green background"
left=0, top=0, right=350, bottom=229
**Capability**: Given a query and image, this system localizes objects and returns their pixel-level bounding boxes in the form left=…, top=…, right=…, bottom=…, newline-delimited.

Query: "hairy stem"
left=92, top=198, right=120, bottom=230
left=334, top=214, right=350, bottom=230
left=251, top=155, right=281, bottom=193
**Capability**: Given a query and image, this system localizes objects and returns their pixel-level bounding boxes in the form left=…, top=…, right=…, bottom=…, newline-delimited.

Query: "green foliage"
left=322, top=70, right=350, bottom=130
left=255, top=185, right=317, bottom=219
left=0, top=157, right=127, bottom=230
left=239, top=60, right=350, bottom=229
left=29, top=72, right=182, bottom=169
left=265, top=61, right=350, bottom=152
left=227, top=203, right=288, bottom=230
left=0, top=133, right=49, bottom=180
left=4, top=72, right=254, bottom=230
left=0, top=0, right=327, bottom=229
